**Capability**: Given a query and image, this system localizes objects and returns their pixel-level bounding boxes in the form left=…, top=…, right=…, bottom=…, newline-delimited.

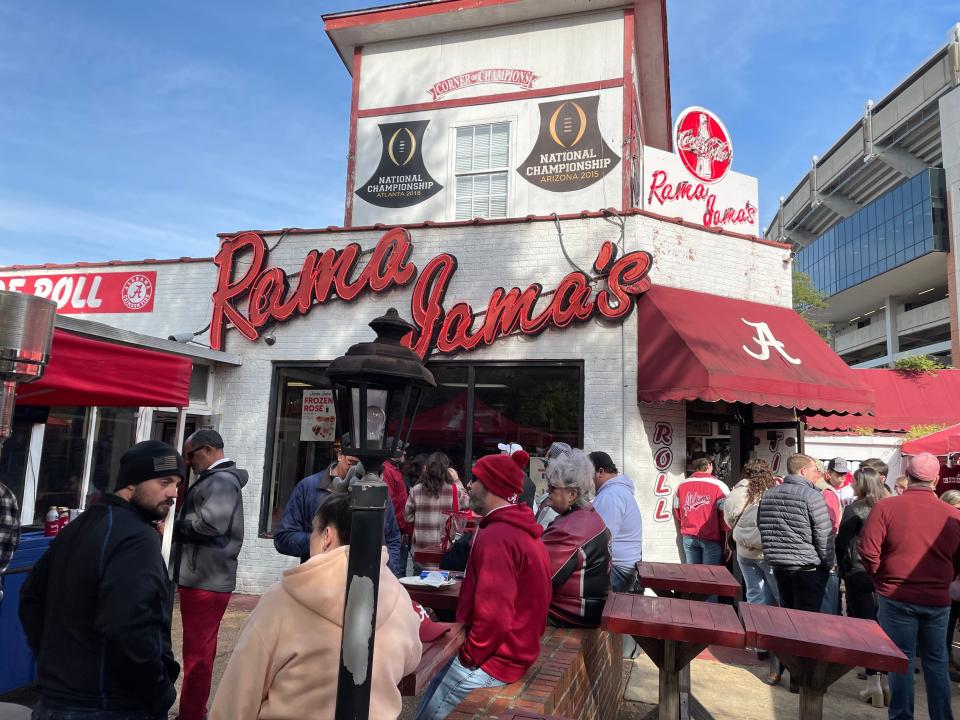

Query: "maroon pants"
left=179, top=587, right=231, bottom=720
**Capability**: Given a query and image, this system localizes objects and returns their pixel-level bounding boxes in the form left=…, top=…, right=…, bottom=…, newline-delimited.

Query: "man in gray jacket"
left=175, top=429, right=248, bottom=720
left=757, top=453, right=834, bottom=609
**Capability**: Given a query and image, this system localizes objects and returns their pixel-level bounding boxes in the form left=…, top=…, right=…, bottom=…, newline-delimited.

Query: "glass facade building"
left=796, top=168, right=947, bottom=296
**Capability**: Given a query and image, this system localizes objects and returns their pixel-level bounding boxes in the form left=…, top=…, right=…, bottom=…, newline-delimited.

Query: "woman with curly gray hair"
left=540, top=449, right=612, bottom=627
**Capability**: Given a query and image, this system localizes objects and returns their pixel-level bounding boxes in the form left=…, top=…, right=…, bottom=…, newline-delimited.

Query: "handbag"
left=441, top=483, right=477, bottom=553
left=725, top=504, right=747, bottom=560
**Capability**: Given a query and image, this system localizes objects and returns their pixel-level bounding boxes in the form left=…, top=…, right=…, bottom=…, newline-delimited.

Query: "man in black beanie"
left=19, top=440, right=185, bottom=719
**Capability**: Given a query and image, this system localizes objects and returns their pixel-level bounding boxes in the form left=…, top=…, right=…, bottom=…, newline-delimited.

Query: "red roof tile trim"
left=0, top=256, right=214, bottom=272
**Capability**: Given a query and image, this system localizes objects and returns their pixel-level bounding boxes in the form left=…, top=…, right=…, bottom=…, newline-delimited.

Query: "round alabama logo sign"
left=121, top=274, right=153, bottom=310
left=673, top=106, right=733, bottom=184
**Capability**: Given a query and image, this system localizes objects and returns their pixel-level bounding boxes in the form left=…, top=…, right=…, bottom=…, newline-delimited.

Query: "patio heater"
left=327, top=308, right=435, bottom=720
left=0, top=290, right=57, bottom=448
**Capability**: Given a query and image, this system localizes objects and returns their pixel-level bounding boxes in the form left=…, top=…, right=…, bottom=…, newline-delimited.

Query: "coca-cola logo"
left=673, top=106, right=732, bottom=184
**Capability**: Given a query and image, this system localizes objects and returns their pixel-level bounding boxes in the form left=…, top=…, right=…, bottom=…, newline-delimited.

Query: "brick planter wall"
left=447, top=627, right=623, bottom=720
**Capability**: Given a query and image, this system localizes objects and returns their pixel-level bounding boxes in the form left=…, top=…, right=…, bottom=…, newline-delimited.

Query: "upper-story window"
left=454, top=122, right=509, bottom=219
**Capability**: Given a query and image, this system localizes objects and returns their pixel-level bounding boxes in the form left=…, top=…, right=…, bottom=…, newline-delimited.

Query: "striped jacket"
left=405, top=481, right=468, bottom=555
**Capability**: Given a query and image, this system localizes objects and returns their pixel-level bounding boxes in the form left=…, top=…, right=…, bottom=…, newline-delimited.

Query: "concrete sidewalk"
left=170, top=594, right=959, bottom=719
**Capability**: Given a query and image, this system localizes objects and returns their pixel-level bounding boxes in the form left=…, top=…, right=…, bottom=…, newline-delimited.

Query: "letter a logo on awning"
left=741, top=318, right=801, bottom=364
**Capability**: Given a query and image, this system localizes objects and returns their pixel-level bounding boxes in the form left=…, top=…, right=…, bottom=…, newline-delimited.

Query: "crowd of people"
left=10, top=432, right=960, bottom=720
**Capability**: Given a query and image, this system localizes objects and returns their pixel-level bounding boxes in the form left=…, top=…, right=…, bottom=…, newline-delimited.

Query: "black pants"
left=774, top=566, right=830, bottom=612
left=845, top=573, right=881, bottom=676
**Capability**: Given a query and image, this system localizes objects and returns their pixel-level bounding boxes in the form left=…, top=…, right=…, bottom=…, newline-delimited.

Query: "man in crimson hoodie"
left=417, top=453, right=551, bottom=720
left=859, top=452, right=960, bottom=720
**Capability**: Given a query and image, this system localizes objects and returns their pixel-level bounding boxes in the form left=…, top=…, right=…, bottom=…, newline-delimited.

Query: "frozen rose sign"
left=300, top=389, right=335, bottom=442
left=642, top=106, right=758, bottom=232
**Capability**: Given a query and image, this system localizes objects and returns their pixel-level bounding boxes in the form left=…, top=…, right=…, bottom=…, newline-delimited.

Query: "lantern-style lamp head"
left=326, top=308, right=435, bottom=469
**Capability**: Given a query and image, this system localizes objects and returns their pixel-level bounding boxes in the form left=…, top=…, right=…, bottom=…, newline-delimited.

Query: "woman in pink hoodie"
left=210, top=492, right=422, bottom=719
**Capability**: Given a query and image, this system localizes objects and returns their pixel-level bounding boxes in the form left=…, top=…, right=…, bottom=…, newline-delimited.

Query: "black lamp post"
left=327, top=308, right=435, bottom=720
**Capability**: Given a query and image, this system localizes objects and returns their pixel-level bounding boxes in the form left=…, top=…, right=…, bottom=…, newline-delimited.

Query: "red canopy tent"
left=805, top=369, right=960, bottom=433
left=407, top=391, right=554, bottom=449
left=15, top=328, right=192, bottom=408
left=900, top=423, right=960, bottom=456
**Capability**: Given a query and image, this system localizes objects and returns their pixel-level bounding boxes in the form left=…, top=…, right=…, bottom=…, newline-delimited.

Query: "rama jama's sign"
left=209, top=228, right=652, bottom=358
left=517, top=95, right=619, bottom=192
left=356, top=120, right=443, bottom=208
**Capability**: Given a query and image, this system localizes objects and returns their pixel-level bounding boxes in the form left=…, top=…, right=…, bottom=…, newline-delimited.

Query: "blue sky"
left=1, top=1, right=958, bottom=266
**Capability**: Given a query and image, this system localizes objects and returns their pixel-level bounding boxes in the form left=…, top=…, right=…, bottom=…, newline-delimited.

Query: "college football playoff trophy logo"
left=356, top=120, right=443, bottom=208
left=517, top=95, right=619, bottom=192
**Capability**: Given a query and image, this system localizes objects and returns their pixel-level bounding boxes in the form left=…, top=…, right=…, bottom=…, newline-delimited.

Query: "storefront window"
left=262, top=361, right=584, bottom=535
left=88, top=407, right=138, bottom=505
left=262, top=367, right=337, bottom=535
left=0, top=413, right=35, bottom=510
left=33, top=407, right=89, bottom=522
left=406, top=366, right=469, bottom=475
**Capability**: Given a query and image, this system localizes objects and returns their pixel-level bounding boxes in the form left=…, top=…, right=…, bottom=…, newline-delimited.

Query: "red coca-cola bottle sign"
left=673, top=106, right=733, bottom=184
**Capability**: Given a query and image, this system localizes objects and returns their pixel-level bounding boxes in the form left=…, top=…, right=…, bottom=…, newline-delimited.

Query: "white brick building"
left=1, top=0, right=873, bottom=593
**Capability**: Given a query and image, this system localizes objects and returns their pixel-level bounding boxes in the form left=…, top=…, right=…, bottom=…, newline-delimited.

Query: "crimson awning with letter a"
left=635, top=285, right=875, bottom=415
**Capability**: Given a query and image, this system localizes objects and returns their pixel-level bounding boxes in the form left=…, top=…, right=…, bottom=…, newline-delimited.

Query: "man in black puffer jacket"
left=757, top=453, right=835, bottom=610
left=20, top=441, right=184, bottom=719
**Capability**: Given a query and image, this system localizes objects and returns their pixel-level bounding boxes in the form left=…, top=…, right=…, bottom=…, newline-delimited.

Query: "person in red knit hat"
left=417, top=452, right=551, bottom=720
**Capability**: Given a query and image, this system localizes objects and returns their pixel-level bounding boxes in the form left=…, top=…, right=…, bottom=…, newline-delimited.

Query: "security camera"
left=168, top=332, right=196, bottom=343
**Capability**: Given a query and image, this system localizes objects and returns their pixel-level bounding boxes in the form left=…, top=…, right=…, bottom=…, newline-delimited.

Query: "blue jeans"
left=610, top=564, right=640, bottom=657
left=877, top=596, right=953, bottom=720
left=416, top=656, right=505, bottom=720
left=737, top=555, right=780, bottom=606
left=681, top=536, right=723, bottom=565
left=820, top=570, right=840, bottom=614
left=32, top=700, right=165, bottom=720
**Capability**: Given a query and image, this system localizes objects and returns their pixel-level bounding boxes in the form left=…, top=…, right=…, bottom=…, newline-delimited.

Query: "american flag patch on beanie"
left=153, top=455, right=179, bottom=472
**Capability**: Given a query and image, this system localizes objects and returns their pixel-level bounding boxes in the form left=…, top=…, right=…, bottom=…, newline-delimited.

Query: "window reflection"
left=796, top=168, right=946, bottom=297
left=33, top=407, right=89, bottom=522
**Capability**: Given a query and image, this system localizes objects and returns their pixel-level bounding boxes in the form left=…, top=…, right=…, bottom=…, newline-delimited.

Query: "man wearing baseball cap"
left=20, top=440, right=185, bottom=719
left=417, top=454, right=551, bottom=720
left=859, top=452, right=960, bottom=719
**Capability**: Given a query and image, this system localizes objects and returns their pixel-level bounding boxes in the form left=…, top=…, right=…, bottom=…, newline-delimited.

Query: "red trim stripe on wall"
left=344, top=46, right=363, bottom=227
left=357, top=78, right=624, bottom=119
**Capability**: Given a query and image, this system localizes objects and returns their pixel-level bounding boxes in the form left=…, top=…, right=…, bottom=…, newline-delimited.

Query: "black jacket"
left=542, top=505, right=612, bottom=627
left=757, top=474, right=835, bottom=570
left=19, top=494, right=179, bottom=714
left=836, top=498, right=872, bottom=579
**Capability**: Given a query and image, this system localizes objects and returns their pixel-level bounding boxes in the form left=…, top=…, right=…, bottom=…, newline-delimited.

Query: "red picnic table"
left=403, top=580, right=462, bottom=613
left=399, top=622, right=466, bottom=695
left=636, top=561, right=741, bottom=601
left=739, top=603, right=908, bottom=720
left=633, top=562, right=742, bottom=720
left=602, top=593, right=745, bottom=720
left=413, top=542, right=445, bottom=567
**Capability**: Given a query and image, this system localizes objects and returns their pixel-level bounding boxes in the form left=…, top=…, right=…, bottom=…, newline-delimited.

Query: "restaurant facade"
left=0, top=0, right=876, bottom=594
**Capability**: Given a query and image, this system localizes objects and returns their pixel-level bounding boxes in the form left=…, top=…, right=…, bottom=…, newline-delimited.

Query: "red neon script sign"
left=209, top=229, right=653, bottom=358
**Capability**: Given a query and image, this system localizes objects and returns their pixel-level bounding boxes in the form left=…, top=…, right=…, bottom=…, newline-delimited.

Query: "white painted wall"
left=351, top=86, right=625, bottom=226
left=2, top=216, right=791, bottom=592
left=358, top=11, right=623, bottom=111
